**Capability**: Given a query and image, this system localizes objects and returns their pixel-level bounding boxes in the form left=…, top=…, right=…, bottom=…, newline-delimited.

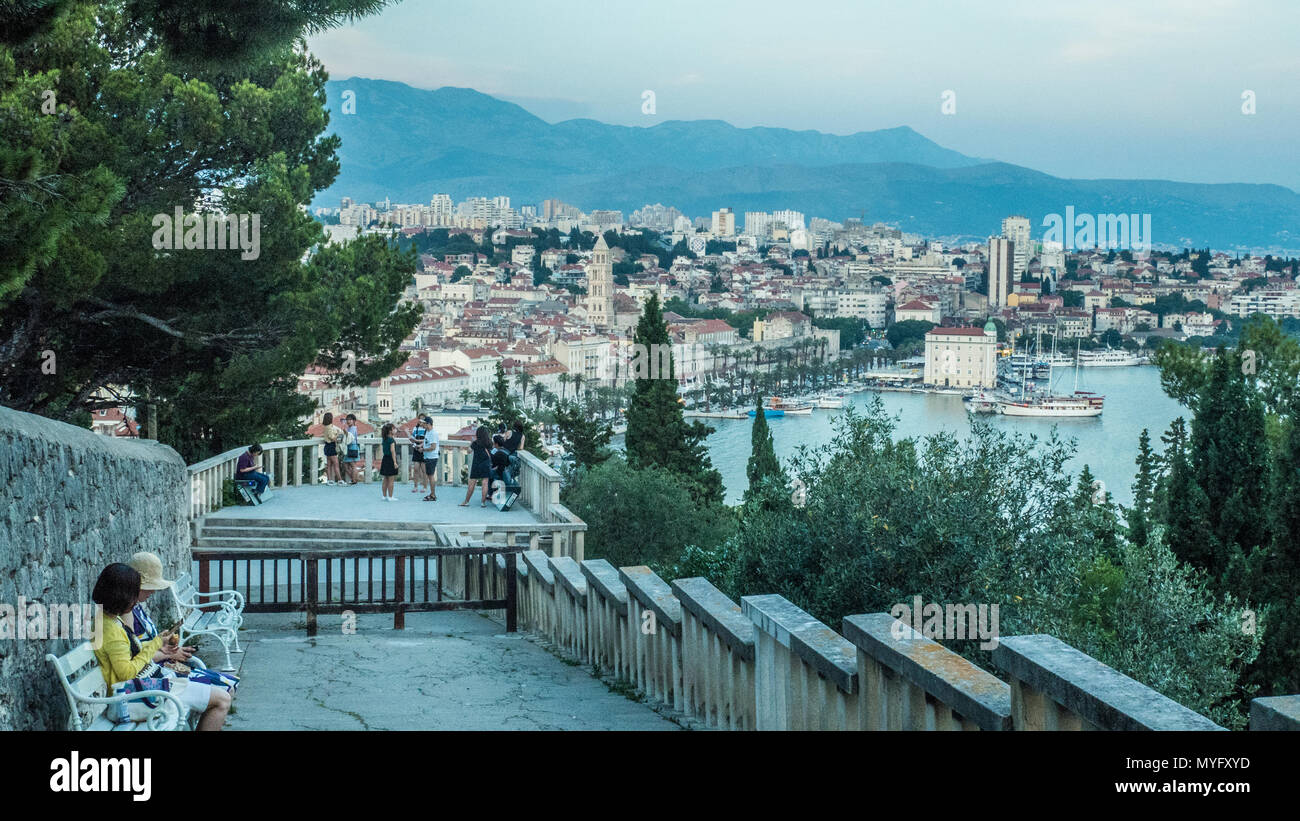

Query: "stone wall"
left=0, top=405, right=189, bottom=730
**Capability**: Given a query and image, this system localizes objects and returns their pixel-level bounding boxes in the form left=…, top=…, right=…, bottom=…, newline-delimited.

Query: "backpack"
left=345, top=428, right=360, bottom=458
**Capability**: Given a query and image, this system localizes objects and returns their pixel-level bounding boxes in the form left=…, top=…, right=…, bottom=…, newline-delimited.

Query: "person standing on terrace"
left=321, top=412, right=344, bottom=485
left=460, top=425, right=493, bottom=507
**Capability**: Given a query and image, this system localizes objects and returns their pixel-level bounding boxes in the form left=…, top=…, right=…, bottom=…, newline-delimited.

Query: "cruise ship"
left=1076, top=348, right=1141, bottom=367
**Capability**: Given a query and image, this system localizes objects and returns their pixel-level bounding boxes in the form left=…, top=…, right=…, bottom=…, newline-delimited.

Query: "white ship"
left=994, top=339, right=1104, bottom=417
left=1076, top=348, right=1140, bottom=367
left=813, top=394, right=845, bottom=409
left=997, top=392, right=1104, bottom=417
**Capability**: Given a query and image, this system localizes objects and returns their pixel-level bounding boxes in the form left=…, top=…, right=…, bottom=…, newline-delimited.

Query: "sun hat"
left=127, top=551, right=173, bottom=591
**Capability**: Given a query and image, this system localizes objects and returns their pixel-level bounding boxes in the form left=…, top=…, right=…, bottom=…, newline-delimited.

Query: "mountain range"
left=318, top=78, right=1300, bottom=252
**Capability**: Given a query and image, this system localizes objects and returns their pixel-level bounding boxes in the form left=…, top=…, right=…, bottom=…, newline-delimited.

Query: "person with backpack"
left=409, top=416, right=430, bottom=496
left=341, top=414, right=361, bottom=484
left=235, top=443, right=270, bottom=500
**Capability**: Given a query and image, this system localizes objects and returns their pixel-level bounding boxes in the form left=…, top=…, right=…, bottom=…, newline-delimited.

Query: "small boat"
left=814, top=394, right=844, bottom=409
left=964, top=390, right=1000, bottom=414
left=765, top=396, right=813, bottom=415
left=747, top=408, right=785, bottom=418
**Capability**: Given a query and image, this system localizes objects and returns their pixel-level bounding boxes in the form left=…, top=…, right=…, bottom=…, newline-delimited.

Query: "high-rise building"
left=711, top=207, right=736, bottom=237
left=988, top=237, right=1014, bottom=308
left=744, top=211, right=771, bottom=239
left=586, top=234, right=614, bottom=329
left=1001, top=215, right=1031, bottom=277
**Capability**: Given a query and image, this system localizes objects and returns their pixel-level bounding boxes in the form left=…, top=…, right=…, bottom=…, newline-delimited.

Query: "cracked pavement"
left=224, top=612, right=681, bottom=731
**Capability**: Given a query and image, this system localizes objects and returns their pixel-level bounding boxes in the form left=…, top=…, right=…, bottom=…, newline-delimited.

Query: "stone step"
left=201, top=517, right=437, bottom=532
left=194, top=536, right=447, bottom=553
left=201, top=526, right=439, bottom=542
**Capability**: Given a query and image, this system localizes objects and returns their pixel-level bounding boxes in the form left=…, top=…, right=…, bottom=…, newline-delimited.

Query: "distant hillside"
left=317, top=78, right=1300, bottom=251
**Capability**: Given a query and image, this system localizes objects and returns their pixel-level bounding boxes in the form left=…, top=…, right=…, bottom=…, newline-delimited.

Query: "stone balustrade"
left=463, top=550, right=1292, bottom=732
left=842, top=613, right=1010, bottom=731
left=992, top=634, right=1225, bottom=730
left=581, top=559, right=629, bottom=680
left=1249, top=696, right=1300, bottom=731
left=743, top=594, right=858, bottom=730
left=672, top=578, right=755, bottom=730
left=621, top=566, right=683, bottom=713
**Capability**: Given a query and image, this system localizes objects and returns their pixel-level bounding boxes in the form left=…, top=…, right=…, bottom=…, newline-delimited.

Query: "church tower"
left=586, top=234, right=614, bottom=329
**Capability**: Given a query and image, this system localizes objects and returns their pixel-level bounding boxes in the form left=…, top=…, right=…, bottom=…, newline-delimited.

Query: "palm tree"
left=515, top=370, right=533, bottom=406
left=530, top=381, right=549, bottom=411
left=557, top=372, right=571, bottom=401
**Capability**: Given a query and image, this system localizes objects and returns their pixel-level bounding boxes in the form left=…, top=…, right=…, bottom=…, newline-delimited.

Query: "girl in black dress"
left=460, top=425, right=493, bottom=507
left=379, top=423, right=399, bottom=501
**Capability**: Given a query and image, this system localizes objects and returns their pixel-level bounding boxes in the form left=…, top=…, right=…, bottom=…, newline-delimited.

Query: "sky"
left=309, top=0, right=1300, bottom=190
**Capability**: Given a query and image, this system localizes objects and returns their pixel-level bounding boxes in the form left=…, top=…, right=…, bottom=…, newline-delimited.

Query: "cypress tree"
left=1128, top=428, right=1157, bottom=547
left=745, top=395, right=784, bottom=499
left=624, top=293, right=723, bottom=505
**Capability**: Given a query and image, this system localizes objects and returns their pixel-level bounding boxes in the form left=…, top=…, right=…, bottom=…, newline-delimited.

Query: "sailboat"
left=996, top=339, right=1104, bottom=417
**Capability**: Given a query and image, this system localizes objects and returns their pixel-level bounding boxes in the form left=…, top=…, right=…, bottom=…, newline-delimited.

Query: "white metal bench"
left=171, top=571, right=244, bottom=671
left=46, top=642, right=193, bottom=731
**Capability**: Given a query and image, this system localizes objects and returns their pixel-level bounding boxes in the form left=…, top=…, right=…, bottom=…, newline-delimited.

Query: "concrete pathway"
left=223, top=612, right=680, bottom=731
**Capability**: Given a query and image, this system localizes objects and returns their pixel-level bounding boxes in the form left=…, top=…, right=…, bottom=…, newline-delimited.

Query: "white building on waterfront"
left=923, top=322, right=998, bottom=388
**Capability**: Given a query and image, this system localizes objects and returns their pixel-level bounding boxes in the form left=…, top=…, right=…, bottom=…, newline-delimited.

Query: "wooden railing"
left=190, top=541, right=521, bottom=636
left=187, top=437, right=567, bottom=526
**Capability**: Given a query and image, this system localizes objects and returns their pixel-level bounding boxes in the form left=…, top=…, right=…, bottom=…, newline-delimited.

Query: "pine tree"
left=745, top=394, right=784, bottom=499
left=624, top=293, right=723, bottom=505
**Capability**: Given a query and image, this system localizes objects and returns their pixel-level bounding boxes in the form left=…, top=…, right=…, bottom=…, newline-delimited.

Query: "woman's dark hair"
left=475, top=426, right=491, bottom=449
left=492, top=434, right=505, bottom=447
left=249, top=443, right=263, bottom=454
left=381, top=423, right=394, bottom=438
left=346, top=413, right=357, bottom=422
left=92, top=563, right=142, bottom=616
left=513, top=421, right=524, bottom=433
left=323, top=412, right=333, bottom=425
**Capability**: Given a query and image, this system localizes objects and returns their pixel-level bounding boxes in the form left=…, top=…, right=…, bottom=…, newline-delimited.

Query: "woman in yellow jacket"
left=92, top=563, right=231, bottom=731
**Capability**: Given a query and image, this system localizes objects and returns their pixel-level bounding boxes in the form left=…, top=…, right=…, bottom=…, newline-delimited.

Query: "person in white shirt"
left=421, top=417, right=440, bottom=502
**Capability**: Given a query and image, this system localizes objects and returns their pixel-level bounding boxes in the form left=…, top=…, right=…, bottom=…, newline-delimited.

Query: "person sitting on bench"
left=236, top=443, right=270, bottom=500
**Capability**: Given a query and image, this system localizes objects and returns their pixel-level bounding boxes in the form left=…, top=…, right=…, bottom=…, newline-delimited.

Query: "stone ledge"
left=670, top=577, right=754, bottom=662
left=1249, top=696, right=1300, bottom=731
left=993, top=634, right=1224, bottom=731
left=742, top=594, right=856, bottom=694
left=521, top=550, right=554, bottom=591
left=842, top=613, right=1011, bottom=731
left=550, top=556, right=588, bottom=602
left=618, top=566, right=681, bottom=638
left=580, top=559, right=627, bottom=606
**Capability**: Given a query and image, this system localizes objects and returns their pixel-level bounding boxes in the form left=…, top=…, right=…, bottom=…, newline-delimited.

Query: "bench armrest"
left=77, top=689, right=189, bottom=731
left=190, top=589, right=246, bottom=610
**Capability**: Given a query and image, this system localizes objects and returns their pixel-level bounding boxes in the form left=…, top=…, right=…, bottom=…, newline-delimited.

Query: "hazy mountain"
left=318, top=78, right=1300, bottom=251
